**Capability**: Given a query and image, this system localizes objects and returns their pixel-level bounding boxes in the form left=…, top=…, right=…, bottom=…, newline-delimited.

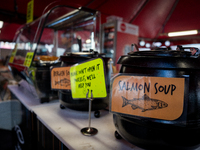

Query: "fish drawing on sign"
left=55, top=78, right=70, bottom=87
left=122, top=94, right=168, bottom=112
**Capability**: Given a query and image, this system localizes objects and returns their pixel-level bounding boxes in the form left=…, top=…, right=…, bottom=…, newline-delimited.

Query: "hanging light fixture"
left=168, top=30, right=198, bottom=37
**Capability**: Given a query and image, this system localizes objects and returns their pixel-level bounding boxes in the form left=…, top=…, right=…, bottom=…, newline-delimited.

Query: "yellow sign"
left=26, top=0, right=34, bottom=23
left=111, top=75, right=185, bottom=121
left=9, top=45, right=18, bottom=63
left=23, top=52, right=34, bottom=67
left=51, top=67, right=71, bottom=90
left=70, top=58, right=107, bottom=99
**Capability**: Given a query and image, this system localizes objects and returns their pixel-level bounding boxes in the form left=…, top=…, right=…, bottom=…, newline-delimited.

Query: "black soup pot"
left=33, top=60, right=61, bottom=102
left=113, top=50, right=200, bottom=150
left=59, top=51, right=112, bottom=111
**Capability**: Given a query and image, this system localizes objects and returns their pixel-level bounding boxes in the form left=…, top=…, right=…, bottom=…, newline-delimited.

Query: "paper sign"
left=70, top=58, right=107, bottom=99
left=111, top=75, right=185, bottom=120
left=26, top=0, right=34, bottom=23
left=51, top=67, right=71, bottom=90
left=23, top=52, right=34, bottom=67
left=9, top=45, right=17, bottom=63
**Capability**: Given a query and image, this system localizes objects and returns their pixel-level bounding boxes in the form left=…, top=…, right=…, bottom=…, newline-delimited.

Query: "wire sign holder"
left=70, top=58, right=107, bottom=136
left=81, top=90, right=98, bottom=136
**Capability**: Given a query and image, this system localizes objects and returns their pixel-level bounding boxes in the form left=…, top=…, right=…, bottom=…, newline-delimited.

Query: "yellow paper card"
left=23, top=52, right=34, bottom=67
left=9, top=45, right=17, bottom=63
left=26, top=0, right=34, bottom=23
left=70, top=58, right=107, bottom=99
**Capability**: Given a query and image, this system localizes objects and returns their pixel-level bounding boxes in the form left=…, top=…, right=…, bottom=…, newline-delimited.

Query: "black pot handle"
left=177, top=45, right=199, bottom=56
left=131, top=43, right=139, bottom=52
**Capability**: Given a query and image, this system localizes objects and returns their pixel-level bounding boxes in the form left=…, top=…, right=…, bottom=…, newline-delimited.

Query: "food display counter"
left=6, top=4, right=200, bottom=150
left=8, top=80, right=143, bottom=150
left=6, top=5, right=141, bottom=150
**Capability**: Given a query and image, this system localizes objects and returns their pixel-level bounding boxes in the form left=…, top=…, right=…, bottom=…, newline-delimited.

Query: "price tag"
left=23, top=52, right=34, bottom=67
left=70, top=58, right=107, bottom=99
left=51, top=67, right=71, bottom=90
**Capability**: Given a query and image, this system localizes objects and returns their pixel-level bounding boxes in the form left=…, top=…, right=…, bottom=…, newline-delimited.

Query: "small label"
left=23, top=52, right=34, bottom=67
left=70, top=58, right=107, bottom=99
left=51, top=67, right=71, bottom=90
left=111, top=75, right=185, bottom=120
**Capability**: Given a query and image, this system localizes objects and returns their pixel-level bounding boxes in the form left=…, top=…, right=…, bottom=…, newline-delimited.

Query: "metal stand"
left=81, top=90, right=98, bottom=136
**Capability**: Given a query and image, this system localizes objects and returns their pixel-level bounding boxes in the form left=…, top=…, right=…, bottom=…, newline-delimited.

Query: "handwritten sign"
left=26, top=0, right=34, bottom=23
left=9, top=45, right=18, bottom=63
left=70, top=58, right=107, bottom=99
left=23, top=52, right=34, bottom=67
left=51, top=67, right=71, bottom=90
left=111, top=75, right=185, bottom=120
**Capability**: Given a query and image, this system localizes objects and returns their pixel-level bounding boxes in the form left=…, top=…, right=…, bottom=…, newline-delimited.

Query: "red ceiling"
left=131, top=0, right=177, bottom=39
left=0, top=0, right=200, bottom=44
left=164, top=0, right=200, bottom=32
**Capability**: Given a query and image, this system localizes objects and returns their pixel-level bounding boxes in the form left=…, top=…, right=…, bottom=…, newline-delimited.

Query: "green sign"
left=70, top=58, right=107, bottom=99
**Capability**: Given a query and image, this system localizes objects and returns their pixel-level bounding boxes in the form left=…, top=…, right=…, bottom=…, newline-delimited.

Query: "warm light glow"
left=168, top=30, right=198, bottom=37
left=86, top=39, right=91, bottom=43
left=0, top=21, right=3, bottom=28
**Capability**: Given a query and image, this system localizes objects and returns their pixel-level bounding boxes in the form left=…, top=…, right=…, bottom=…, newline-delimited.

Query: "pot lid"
left=128, top=50, right=191, bottom=57
left=118, top=50, right=200, bottom=70
left=60, top=50, right=108, bottom=63
left=65, top=50, right=105, bottom=57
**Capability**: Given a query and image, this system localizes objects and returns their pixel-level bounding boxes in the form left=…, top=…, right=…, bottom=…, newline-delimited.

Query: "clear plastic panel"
left=8, top=5, right=101, bottom=100
left=10, top=5, right=101, bottom=68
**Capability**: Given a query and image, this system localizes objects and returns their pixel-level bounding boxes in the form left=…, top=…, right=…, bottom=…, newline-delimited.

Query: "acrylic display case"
left=8, top=5, right=101, bottom=103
